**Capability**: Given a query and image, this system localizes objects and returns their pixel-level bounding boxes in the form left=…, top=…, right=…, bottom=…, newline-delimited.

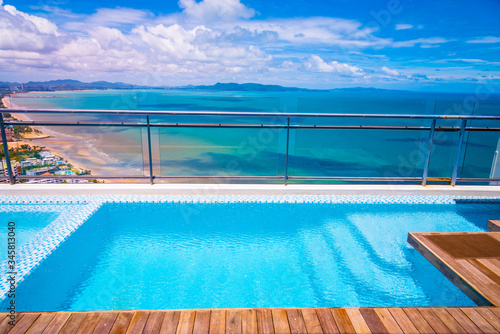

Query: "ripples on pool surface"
left=0, top=210, right=60, bottom=263
left=11, top=202, right=500, bottom=311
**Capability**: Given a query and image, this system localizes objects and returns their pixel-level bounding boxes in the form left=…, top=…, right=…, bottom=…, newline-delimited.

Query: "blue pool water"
left=9, top=201, right=499, bottom=312
left=0, top=210, right=59, bottom=263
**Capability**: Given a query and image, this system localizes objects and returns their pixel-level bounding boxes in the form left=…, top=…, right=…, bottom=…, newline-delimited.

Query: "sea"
left=7, top=89, right=500, bottom=181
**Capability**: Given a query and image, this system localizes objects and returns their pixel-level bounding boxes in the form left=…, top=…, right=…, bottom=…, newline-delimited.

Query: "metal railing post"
left=0, top=113, right=15, bottom=185
left=146, top=115, right=154, bottom=185
left=422, top=119, right=436, bottom=186
left=284, top=117, right=290, bottom=186
left=451, top=119, right=467, bottom=186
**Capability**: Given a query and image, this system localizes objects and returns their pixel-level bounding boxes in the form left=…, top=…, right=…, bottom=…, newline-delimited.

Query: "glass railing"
left=1, top=109, right=500, bottom=185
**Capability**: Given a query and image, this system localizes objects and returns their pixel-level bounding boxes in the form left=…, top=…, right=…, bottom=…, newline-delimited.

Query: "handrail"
left=1, top=109, right=500, bottom=186
left=2, top=108, right=500, bottom=120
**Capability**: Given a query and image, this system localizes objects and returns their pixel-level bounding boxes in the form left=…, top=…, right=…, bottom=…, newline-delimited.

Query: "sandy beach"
left=2, top=95, right=136, bottom=176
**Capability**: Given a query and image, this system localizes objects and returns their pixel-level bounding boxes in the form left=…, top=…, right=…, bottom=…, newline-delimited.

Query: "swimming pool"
left=3, top=195, right=499, bottom=312
left=0, top=206, right=60, bottom=264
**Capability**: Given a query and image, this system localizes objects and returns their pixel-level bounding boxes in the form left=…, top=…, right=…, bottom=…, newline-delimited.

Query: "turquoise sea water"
left=8, top=201, right=497, bottom=311
left=8, top=89, right=500, bottom=179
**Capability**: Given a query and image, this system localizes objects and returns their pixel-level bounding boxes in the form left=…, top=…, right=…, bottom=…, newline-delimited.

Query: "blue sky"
left=0, top=0, right=499, bottom=92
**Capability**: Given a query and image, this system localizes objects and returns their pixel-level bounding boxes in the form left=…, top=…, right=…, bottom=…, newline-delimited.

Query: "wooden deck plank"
left=144, top=312, right=166, bottom=334
left=330, top=309, right=355, bottom=334
left=75, top=313, right=103, bottom=334
left=488, top=307, right=500, bottom=319
left=241, top=310, right=257, bottom=334
left=0, top=313, right=23, bottom=334
left=256, top=309, right=274, bottom=334
left=59, top=313, right=88, bottom=334
left=9, top=313, right=40, bottom=334
left=445, top=308, right=482, bottom=334
left=477, top=259, right=500, bottom=278
left=25, top=313, right=56, bottom=334
left=125, top=312, right=150, bottom=334
left=271, top=309, right=290, bottom=334
left=285, top=309, right=307, bottom=334
left=487, top=220, right=500, bottom=232
left=358, top=308, right=387, bottom=334
left=416, top=308, right=451, bottom=334
left=300, top=309, right=323, bottom=334
left=41, top=313, right=71, bottom=334
left=431, top=308, right=467, bottom=333
left=109, top=312, right=134, bottom=334
left=402, top=308, right=435, bottom=334
left=209, top=310, right=226, bottom=334
left=160, top=311, right=181, bottom=334
left=193, top=310, right=211, bottom=334
left=315, top=308, right=339, bottom=334
left=387, top=308, right=418, bottom=334
left=464, top=259, right=500, bottom=287
left=475, top=308, right=500, bottom=332
left=460, top=308, right=497, bottom=333
left=225, top=310, right=241, bottom=334
left=343, top=308, right=371, bottom=334
left=92, top=312, right=118, bottom=334
left=374, top=309, right=403, bottom=334
left=176, top=311, right=195, bottom=334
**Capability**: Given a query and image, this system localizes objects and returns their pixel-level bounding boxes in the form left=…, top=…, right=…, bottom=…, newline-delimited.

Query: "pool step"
left=408, top=231, right=500, bottom=307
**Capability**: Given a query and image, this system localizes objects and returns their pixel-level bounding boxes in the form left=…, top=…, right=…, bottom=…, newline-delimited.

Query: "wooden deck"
left=408, top=231, right=500, bottom=307
left=2, top=307, right=500, bottom=334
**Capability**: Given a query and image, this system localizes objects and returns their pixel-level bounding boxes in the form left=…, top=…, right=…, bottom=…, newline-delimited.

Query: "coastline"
left=2, top=95, right=106, bottom=175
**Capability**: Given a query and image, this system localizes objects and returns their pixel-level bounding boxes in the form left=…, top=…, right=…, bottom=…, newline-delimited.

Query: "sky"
left=0, top=0, right=499, bottom=92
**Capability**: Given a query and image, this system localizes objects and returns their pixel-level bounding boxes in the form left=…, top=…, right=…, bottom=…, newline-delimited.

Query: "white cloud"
left=381, top=66, right=399, bottom=76
left=395, top=24, right=413, bottom=30
left=88, top=27, right=131, bottom=50
left=466, top=36, right=500, bottom=44
left=179, top=0, right=255, bottom=22
left=0, top=4, right=62, bottom=52
left=305, top=55, right=363, bottom=76
left=88, top=7, right=150, bottom=26
left=392, top=37, right=451, bottom=48
left=3, top=4, right=58, bottom=35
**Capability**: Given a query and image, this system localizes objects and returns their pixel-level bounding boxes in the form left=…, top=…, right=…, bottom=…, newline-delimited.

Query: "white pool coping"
left=1, top=184, right=500, bottom=197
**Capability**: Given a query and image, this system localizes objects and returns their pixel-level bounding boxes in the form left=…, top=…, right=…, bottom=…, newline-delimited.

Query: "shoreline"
left=2, top=95, right=102, bottom=175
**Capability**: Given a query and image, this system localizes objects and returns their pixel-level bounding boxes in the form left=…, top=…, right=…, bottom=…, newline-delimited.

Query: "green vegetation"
left=0, top=144, right=41, bottom=162
left=23, top=163, right=55, bottom=171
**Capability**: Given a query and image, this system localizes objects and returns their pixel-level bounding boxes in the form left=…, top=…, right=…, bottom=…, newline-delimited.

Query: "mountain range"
left=0, top=79, right=403, bottom=93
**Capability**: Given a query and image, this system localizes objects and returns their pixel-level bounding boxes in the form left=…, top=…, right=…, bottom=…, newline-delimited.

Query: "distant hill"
left=24, top=79, right=139, bottom=90
left=187, top=82, right=323, bottom=92
left=0, top=79, right=156, bottom=91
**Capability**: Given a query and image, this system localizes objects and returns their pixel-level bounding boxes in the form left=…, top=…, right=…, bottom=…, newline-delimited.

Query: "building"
left=39, top=151, right=55, bottom=159
left=3, top=160, right=21, bottom=176
left=5, top=128, right=13, bottom=141
left=21, top=161, right=32, bottom=168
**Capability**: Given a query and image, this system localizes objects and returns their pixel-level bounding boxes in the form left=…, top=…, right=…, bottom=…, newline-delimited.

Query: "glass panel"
left=461, top=132, right=500, bottom=179
left=426, top=127, right=459, bottom=178
left=289, top=128, right=428, bottom=178
left=158, top=127, right=286, bottom=178
left=7, top=112, right=145, bottom=180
